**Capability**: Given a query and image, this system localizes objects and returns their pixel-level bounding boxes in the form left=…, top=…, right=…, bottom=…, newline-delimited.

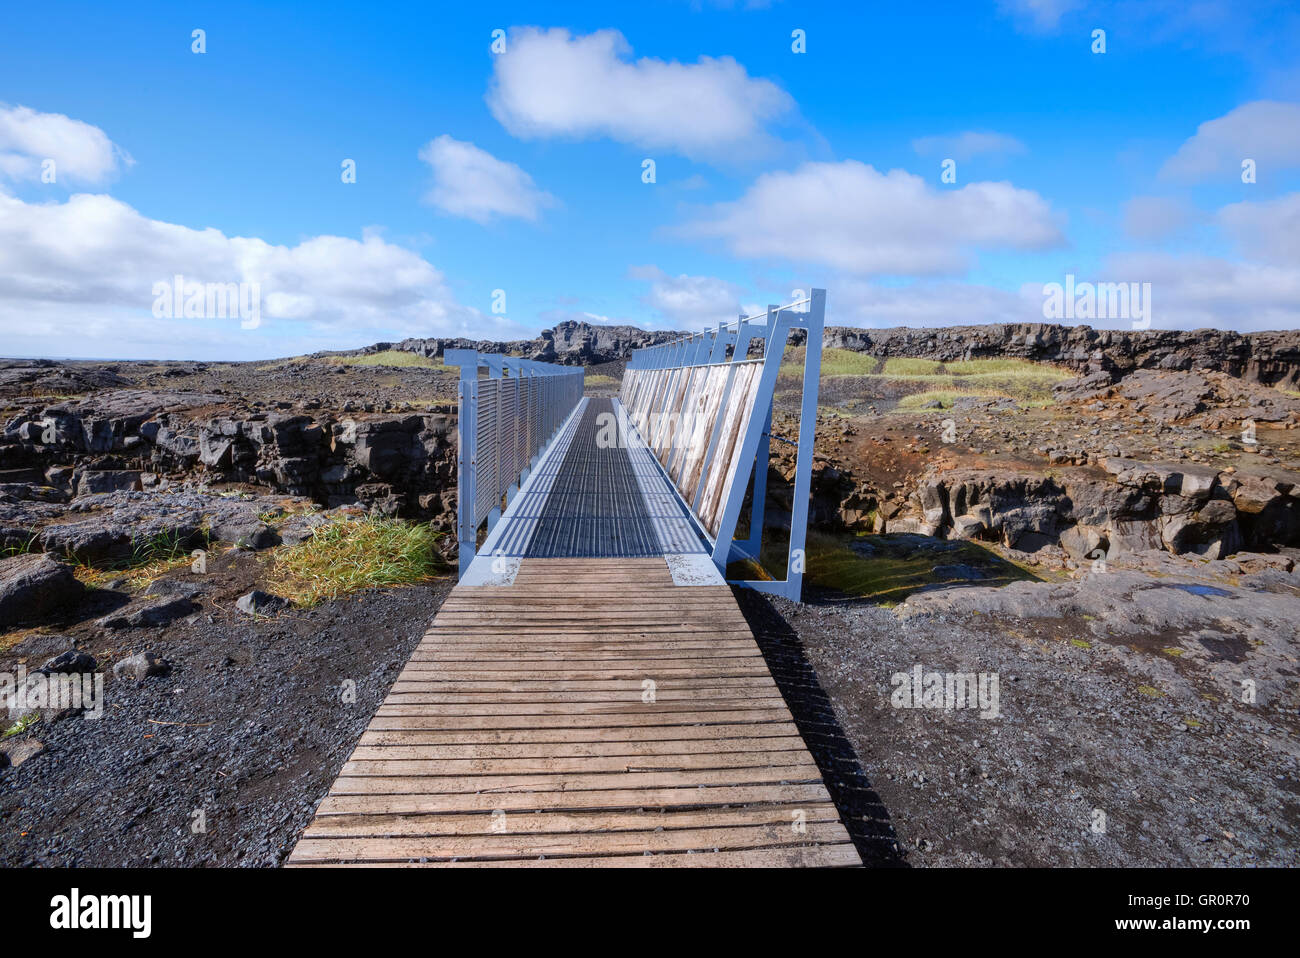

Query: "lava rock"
left=0, top=553, right=85, bottom=628
left=235, top=590, right=289, bottom=616
left=97, top=596, right=198, bottom=629
left=208, top=515, right=281, bottom=550
left=38, top=650, right=98, bottom=675
left=112, top=652, right=172, bottom=681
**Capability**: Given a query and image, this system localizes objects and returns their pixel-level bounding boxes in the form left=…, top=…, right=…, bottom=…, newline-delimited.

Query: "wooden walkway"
left=288, top=558, right=859, bottom=867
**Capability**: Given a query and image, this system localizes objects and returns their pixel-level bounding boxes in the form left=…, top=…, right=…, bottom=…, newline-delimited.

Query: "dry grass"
left=895, top=389, right=1006, bottom=410
left=69, top=529, right=204, bottom=591
left=782, top=346, right=881, bottom=377
left=322, top=350, right=444, bottom=369
left=777, top=350, right=1069, bottom=404
left=267, top=515, right=448, bottom=607
left=75, top=554, right=195, bottom=592
left=882, top=357, right=947, bottom=376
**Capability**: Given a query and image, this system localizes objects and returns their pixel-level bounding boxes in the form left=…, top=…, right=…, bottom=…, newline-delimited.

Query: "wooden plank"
left=347, top=736, right=812, bottom=760
left=379, top=686, right=785, bottom=701
left=288, top=821, right=851, bottom=863
left=409, top=649, right=765, bottom=662
left=341, top=750, right=814, bottom=776
left=417, top=631, right=758, bottom=642
left=369, top=701, right=790, bottom=722
left=314, top=783, right=834, bottom=816
left=302, top=804, right=841, bottom=838
left=402, top=656, right=765, bottom=670
left=288, top=844, right=862, bottom=868
left=288, top=558, right=859, bottom=868
left=376, top=699, right=788, bottom=716
left=382, top=679, right=781, bottom=694
left=387, top=669, right=774, bottom=681
left=327, top=764, right=825, bottom=795
left=357, top=722, right=803, bottom=746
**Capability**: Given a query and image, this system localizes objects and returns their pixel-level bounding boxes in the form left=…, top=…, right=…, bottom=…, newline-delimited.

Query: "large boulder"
left=0, top=554, right=84, bottom=628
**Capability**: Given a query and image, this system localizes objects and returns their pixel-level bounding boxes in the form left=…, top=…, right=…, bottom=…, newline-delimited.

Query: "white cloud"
left=0, top=191, right=520, bottom=358
left=830, top=278, right=1042, bottom=328
left=911, top=131, right=1026, bottom=162
left=1122, top=195, right=1197, bottom=242
left=487, top=27, right=796, bottom=161
left=628, top=265, right=743, bottom=328
left=1160, top=100, right=1300, bottom=182
left=418, top=135, right=555, bottom=223
left=681, top=160, right=1064, bottom=275
left=1104, top=250, right=1300, bottom=331
left=996, top=0, right=1081, bottom=32
left=0, top=104, right=130, bottom=185
left=1217, top=191, right=1300, bottom=265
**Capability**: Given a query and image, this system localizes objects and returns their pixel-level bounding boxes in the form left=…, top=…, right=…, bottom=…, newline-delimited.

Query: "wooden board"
left=286, top=558, right=859, bottom=868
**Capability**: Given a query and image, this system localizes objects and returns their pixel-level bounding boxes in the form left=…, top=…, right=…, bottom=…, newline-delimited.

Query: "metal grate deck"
left=525, top=399, right=661, bottom=558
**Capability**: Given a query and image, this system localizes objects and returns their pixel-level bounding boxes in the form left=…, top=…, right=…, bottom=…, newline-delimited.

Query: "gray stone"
left=97, top=595, right=197, bottom=629
left=950, top=515, right=987, bottom=540
left=74, top=470, right=142, bottom=497
left=38, top=650, right=97, bottom=675
left=235, top=590, right=289, bottom=616
left=112, top=652, right=172, bottom=681
left=208, top=515, right=280, bottom=550
left=0, top=554, right=84, bottom=628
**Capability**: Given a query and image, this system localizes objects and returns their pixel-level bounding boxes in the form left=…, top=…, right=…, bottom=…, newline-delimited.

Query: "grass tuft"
left=3, top=713, right=39, bottom=738
left=73, top=529, right=202, bottom=591
left=267, top=515, right=448, bottom=607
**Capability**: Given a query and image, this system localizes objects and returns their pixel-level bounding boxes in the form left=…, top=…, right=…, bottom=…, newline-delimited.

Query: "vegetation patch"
left=780, top=348, right=1070, bottom=406
left=882, top=357, right=947, bottom=376
left=267, top=515, right=448, bottom=607
left=73, top=529, right=204, bottom=591
left=896, top=389, right=1004, bottom=410
left=321, top=350, right=444, bottom=369
left=2, top=713, right=39, bottom=739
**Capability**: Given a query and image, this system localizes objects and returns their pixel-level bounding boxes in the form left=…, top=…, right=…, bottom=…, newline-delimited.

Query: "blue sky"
left=1, top=0, right=1298, bottom=359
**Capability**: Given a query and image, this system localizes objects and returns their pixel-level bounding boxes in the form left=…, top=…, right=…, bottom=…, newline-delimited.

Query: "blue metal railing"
left=621, top=289, right=825, bottom=600
left=446, top=350, right=583, bottom=575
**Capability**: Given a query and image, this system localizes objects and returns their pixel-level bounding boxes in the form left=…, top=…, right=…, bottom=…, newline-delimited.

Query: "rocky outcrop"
left=359, top=320, right=682, bottom=367
left=0, top=390, right=458, bottom=528
left=879, top=459, right=1300, bottom=561
left=823, top=324, right=1300, bottom=389
left=1053, top=368, right=1300, bottom=424
left=0, top=359, right=133, bottom=399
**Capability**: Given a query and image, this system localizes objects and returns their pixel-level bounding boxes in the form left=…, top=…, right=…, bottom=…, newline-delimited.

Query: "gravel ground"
left=0, top=576, right=451, bottom=867
left=738, top=586, right=1300, bottom=867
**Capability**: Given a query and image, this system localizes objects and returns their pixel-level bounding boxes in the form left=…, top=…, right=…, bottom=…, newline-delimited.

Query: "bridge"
left=288, top=291, right=862, bottom=867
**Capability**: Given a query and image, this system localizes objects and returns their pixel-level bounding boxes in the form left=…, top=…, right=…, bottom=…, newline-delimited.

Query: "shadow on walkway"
left=734, top=589, right=909, bottom=868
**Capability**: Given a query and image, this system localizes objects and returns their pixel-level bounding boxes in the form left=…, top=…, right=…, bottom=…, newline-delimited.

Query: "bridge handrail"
left=620, top=289, right=825, bottom=601
left=446, top=349, right=583, bottom=575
